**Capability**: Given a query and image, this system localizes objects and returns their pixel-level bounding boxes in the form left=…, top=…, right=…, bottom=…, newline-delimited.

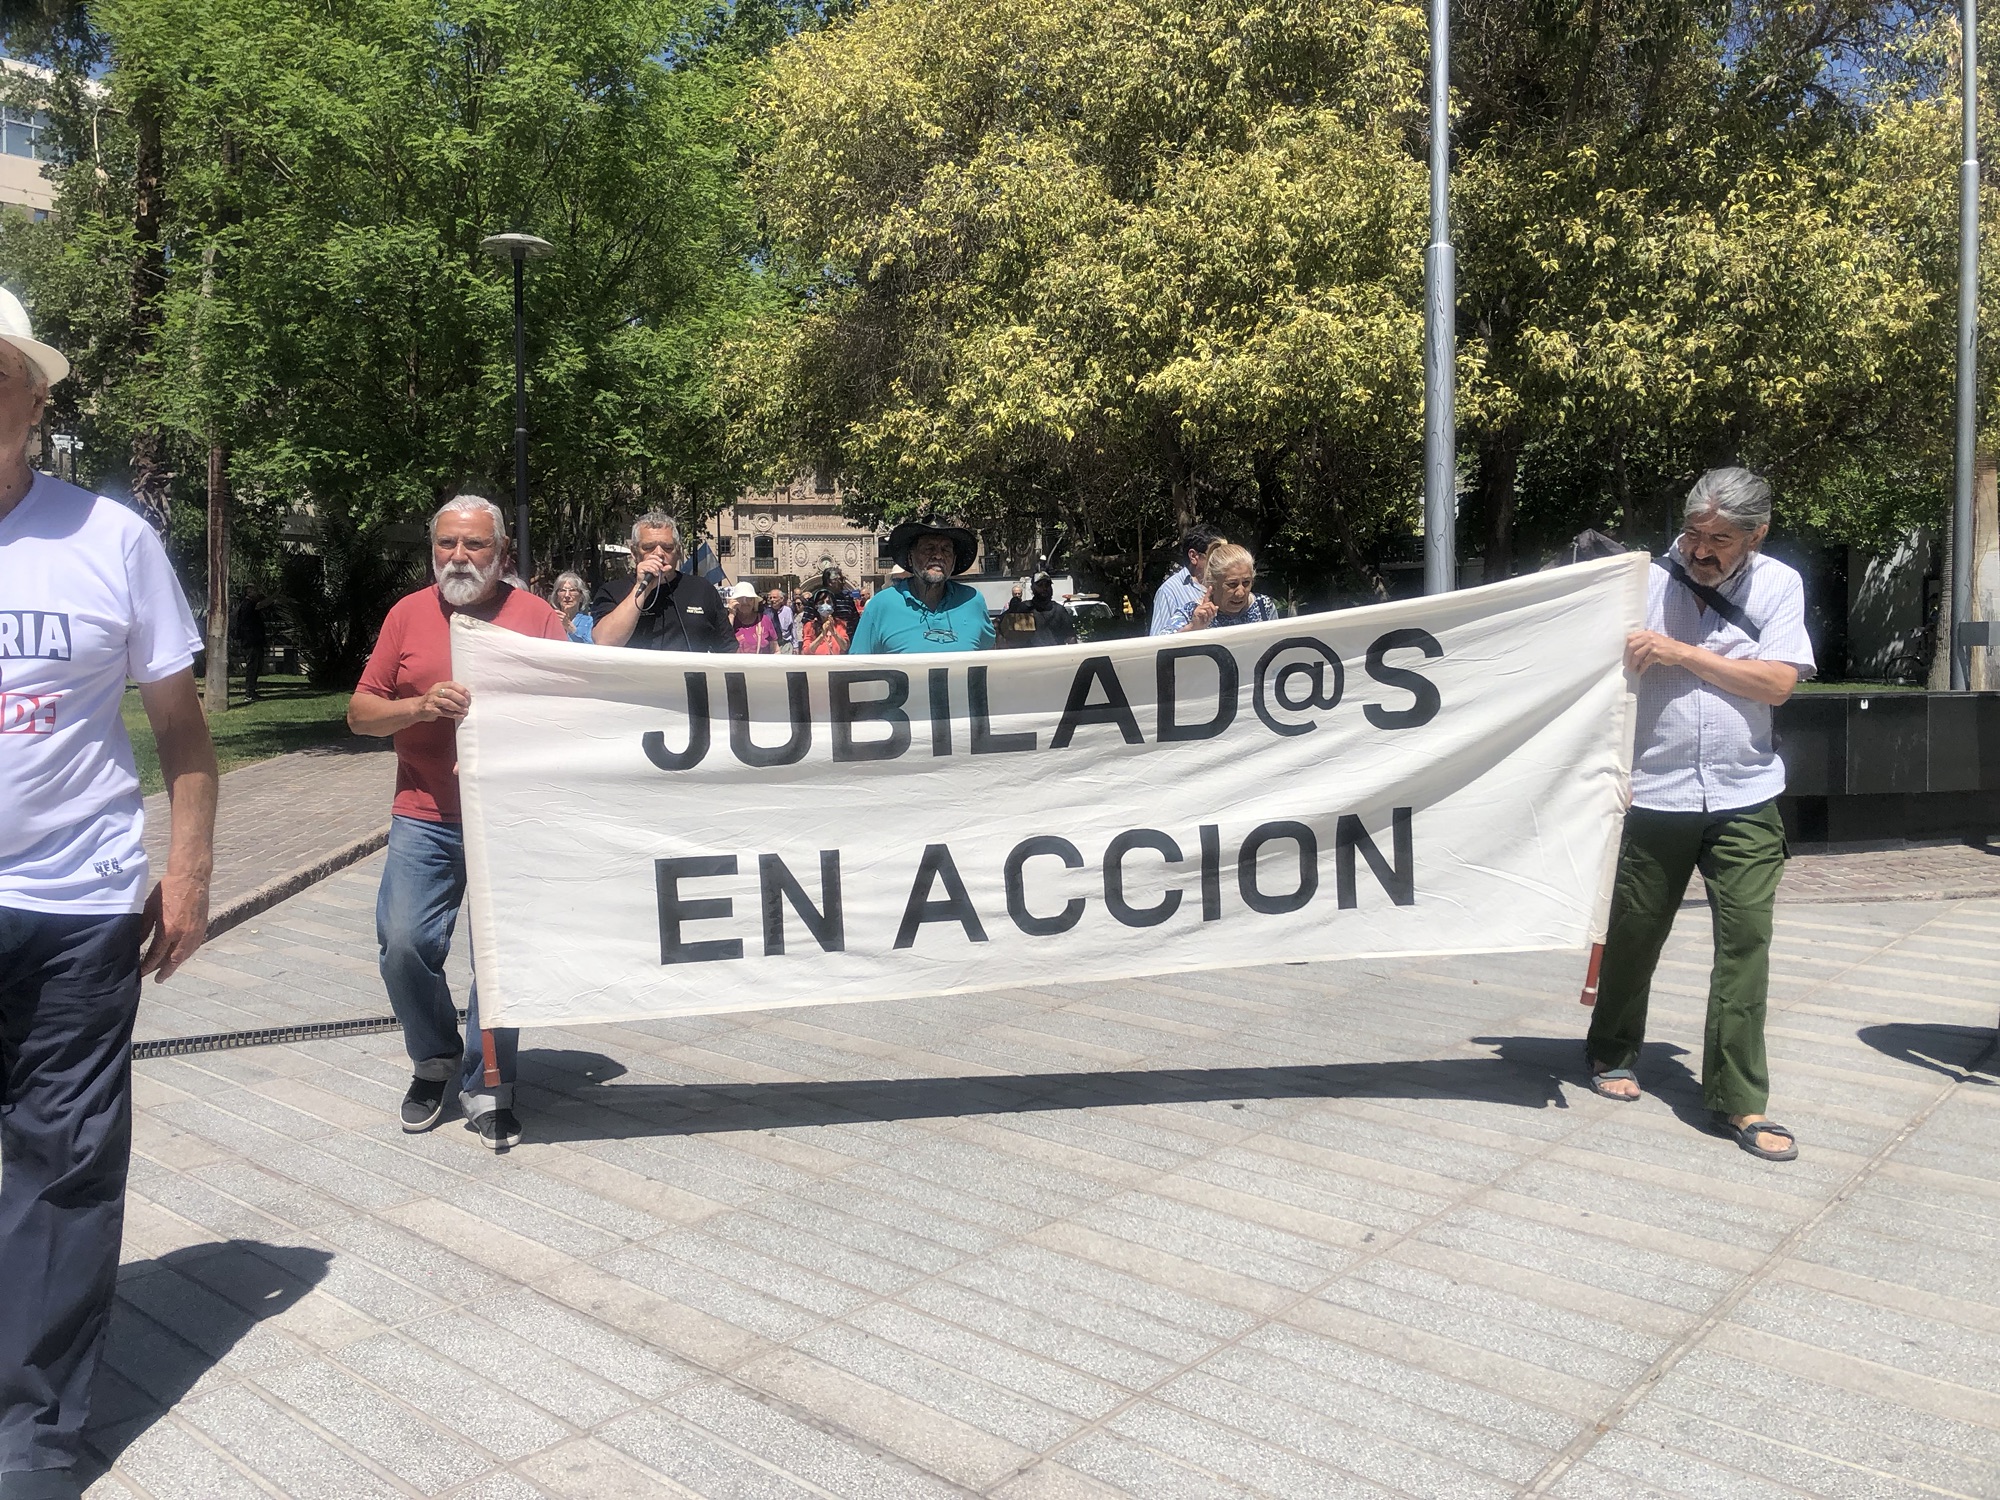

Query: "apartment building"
left=0, top=59, right=60, bottom=219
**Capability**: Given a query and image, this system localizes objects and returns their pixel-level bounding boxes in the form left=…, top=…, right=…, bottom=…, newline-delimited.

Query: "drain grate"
left=132, top=1010, right=464, bottom=1061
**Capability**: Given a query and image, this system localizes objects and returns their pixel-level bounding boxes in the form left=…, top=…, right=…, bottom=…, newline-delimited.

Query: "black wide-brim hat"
left=886, top=519, right=978, bottom=577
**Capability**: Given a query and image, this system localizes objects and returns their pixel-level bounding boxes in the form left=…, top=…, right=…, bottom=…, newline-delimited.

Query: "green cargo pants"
left=1585, top=801, right=1787, bottom=1117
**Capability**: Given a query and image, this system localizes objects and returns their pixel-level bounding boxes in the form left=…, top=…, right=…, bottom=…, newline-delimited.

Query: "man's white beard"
left=437, top=557, right=501, bottom=607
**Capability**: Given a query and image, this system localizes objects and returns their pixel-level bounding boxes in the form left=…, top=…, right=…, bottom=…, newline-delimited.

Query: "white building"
left=0, top=59, right=64, bottom=219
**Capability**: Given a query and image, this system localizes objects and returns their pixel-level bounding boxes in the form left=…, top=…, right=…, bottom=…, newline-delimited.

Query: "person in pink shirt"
left=729, top=580, right=781, bottom=654
left=347, top=495, right=566, bottom=1151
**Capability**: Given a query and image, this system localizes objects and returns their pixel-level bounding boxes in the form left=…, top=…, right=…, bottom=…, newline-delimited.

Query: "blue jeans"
left=0, top=904, right=143, bottom=1477
left=375, top=816, right=515, bottom=1116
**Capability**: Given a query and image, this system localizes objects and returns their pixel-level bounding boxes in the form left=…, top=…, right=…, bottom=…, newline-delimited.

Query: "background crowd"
left=517, top=515, right=1287, bottom=659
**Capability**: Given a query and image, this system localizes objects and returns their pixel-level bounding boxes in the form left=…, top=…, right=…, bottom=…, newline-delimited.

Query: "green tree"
left=729, top=0, right=1435, bottom=603
left=3, top=0, right=772, bottom=681
left=734, top=0, right=1973, bottom=598
left=1451, top=0, right=1964, bottom=573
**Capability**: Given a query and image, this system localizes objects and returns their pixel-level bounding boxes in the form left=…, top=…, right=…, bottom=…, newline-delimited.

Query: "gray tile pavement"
left=71, top=878, right=2000, bottom=1497
left=141, top=741, right=398, bottom=924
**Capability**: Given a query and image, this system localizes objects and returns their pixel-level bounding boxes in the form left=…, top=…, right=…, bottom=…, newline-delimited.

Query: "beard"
left=916, top=562, right=949, bottom=587
left=1681, top=549, right=1744, bottom=587
left=436, top=556, right=502, bottom=607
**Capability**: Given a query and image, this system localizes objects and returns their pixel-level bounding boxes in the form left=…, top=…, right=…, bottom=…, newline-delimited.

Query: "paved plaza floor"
left=82, top=842, right=1999, bottom=1499
left=140, top=742, right=397, bottom=930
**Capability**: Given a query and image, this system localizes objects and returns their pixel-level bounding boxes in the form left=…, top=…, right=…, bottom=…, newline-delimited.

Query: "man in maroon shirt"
left=347, top=495, right=566, bottom=1149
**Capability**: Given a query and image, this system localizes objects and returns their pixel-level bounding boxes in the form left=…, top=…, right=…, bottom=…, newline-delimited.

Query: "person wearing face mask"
left=1165, top=540, right=1277, bottom=631
left=346, top=495, right=567, bottom=1152
left=798, top=589, right=851, bottom=655
left=1585, top=467, right=1815, bottom=1164
left=848, top=521, right=996, bottom=654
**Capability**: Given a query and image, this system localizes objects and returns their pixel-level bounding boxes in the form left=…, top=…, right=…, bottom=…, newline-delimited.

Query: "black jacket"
left=589, top=571, right=737, bottom=652
left=996, top=598, right=1077, bottom=648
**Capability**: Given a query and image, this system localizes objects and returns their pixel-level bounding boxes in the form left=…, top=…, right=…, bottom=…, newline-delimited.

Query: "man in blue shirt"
left=850, top=521, right=996, bottom=654
left=1147, top=524, right=1221, bottom=635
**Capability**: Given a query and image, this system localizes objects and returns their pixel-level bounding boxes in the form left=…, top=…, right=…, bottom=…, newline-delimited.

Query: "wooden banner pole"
left=1578, top=942, right=1604, bottom=1007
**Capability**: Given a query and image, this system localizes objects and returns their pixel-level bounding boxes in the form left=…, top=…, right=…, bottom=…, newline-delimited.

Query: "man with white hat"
left=0, top=289, right=217, bottom=1498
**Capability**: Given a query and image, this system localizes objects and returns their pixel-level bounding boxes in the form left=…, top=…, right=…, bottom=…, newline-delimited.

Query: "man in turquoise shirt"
left=850, top=520, right=997, bottom=654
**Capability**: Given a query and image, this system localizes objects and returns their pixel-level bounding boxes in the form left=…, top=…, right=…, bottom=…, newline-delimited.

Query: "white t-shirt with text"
left=0, top=473, right=203, bottom=914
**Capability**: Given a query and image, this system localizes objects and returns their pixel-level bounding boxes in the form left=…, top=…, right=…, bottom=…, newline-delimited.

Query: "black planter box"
left=1774, top=692, right=2000, bottom=847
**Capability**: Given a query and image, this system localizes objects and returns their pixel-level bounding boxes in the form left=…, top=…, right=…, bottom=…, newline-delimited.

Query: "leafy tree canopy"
left=2, top=0, right=778, bottom=676
left=732, top=0, right=1973, bottom=597
left=728, top=0, right=1434, bottom=599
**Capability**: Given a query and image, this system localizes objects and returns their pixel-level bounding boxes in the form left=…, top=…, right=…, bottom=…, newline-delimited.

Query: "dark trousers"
left=376, top=816, right=515, bottom=1115
left=0, top=906, right=143, bottom=1477
left=239, top=642, right=264, bottom=700
left=1586, top=802, right=1786, bottom=1116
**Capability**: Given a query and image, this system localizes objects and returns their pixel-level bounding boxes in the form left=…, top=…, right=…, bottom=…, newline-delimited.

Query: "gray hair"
left=432, top=493, right=507, bottom=540
left=629, top=510, right=680, bottom=548
left=552, top=570, right=587, bottom=597
left=1683, top=467, right=1772, bottom=531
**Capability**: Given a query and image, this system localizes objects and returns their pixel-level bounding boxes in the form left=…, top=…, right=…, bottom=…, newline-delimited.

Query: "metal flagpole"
left=1951, top=0, right=1983, bottom=690
left=1422, top=0, right=1457, bottom=595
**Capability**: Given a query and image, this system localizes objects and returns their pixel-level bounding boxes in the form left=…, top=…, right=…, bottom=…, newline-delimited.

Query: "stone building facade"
left=701, top=475, right=1002, bottom=590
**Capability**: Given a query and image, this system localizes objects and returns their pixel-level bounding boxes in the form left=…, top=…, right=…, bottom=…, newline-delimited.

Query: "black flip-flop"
left=1713, top=1116, right=1798, bottom=1162
left=1589, top=1067, right=1641, bottom=1101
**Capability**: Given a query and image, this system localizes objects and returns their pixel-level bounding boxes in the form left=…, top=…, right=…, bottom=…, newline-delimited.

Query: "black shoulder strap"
left=1655, top=555, right=1761, bottom=642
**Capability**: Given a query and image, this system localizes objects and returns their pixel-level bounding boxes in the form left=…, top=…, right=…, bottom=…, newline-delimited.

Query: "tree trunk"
left=128, top=90, right=170, bottom=533
left=1476, top=427, right=1523, bottom=580
left=204, top=440, right=229, bottom=714
left=1611, top=429, right=1635, bottom=539
left=1249, top=450, right=1285, bottom=557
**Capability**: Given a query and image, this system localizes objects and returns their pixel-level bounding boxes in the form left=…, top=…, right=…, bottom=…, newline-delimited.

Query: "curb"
left=204, top=825, right=391, bottom=941
left=1778, top=885, right=2000, bottom=906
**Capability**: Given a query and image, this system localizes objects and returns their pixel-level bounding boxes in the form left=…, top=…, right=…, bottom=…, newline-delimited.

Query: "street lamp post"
left=479, top=232, right=556, bottom=582
left=1422, top=0, right=1457, bottom=595
left=1950, top=0, right=1983, bottom=690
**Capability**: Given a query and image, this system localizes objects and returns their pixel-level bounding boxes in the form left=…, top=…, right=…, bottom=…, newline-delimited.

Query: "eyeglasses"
left=923, top=620, right=958, bottom=644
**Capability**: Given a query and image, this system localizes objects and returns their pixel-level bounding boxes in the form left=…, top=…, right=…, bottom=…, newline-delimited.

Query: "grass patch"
left=123, top=675, right=354, bottom=795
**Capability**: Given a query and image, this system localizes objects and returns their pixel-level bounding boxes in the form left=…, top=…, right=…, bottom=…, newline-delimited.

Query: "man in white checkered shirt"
left=1585, top=467, right=1816, bottom=1163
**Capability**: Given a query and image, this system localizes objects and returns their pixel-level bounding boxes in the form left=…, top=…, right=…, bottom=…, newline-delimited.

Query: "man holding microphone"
left=590, top=510, right=734, bottom=652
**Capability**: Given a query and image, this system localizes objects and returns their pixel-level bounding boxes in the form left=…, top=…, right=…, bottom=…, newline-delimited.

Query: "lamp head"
left=479, top=232, right=556, bottom=263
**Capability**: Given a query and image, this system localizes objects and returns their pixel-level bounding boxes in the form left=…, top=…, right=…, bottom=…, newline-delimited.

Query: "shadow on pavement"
left=1858, top=1022, right=1999, bottom=1085
left=79, top=1241, right=332, bottom=1479
left=512, top=1034, right=1708, bottom=1142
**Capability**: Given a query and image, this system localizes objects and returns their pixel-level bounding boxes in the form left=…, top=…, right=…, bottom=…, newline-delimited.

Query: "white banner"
left=457, top=554, right=1647, bottom=1027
